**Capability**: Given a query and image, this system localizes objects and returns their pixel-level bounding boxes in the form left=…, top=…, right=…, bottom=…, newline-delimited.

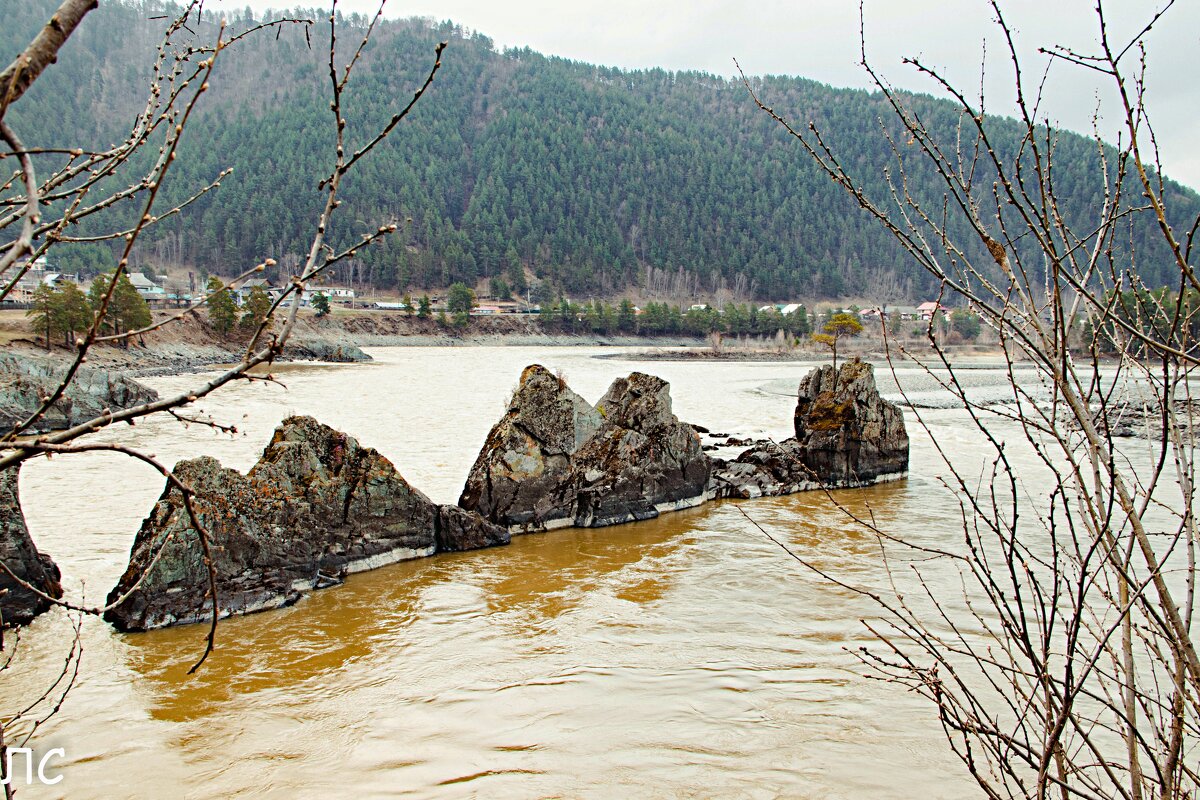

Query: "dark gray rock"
left=708, top=440, right=819, bottom=499
left=572, top=372, right=710, bottom=527
left=285, top=336, right=370, bottom=363
left=435, top=504, right=509, bottom=552
left=460, top=367, right=710, bottom=530
left=459, top=364, right=601, bottom=530
left=708, top=359, right=908, bottom=499
left=792, top=359, right=908, bottom=484
left=0, top=465, right=62, bottom=627
left=0, top=351, right=158, bottom=434
left=106, top=415, right=505, bottom=631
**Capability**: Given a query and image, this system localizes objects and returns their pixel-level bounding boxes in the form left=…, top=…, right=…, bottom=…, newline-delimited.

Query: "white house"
left=917, top=301, right=950, bottom=320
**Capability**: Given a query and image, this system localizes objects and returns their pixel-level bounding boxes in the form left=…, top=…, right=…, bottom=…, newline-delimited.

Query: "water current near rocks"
left=6, top=346, right=1058, bottom=799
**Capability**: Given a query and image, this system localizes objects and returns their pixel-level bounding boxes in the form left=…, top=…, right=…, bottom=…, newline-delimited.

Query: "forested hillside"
left=4, top=0, right=1197, bottom=300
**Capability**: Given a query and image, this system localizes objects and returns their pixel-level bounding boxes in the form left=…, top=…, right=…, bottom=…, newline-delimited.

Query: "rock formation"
left=459, top=366, right=709, bottom=529
left=709, top=359, right=908, bottom=498
left=791, top=359, right=908, bottom=484
left=573, top=372, right=710, bottom=526
left=0, top=465, right=63, bottom=627
left=0, top=351, right=158, bottom=434
left=459, top=365, right=601, bottom=529
left=106, top=416, right=507, bottom=631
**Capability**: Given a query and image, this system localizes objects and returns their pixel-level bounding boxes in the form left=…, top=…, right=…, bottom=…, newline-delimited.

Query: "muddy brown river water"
left=4, top=346, right=1038, bottom=799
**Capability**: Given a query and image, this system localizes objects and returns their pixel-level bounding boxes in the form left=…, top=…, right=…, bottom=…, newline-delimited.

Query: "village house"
left=916, top=301, right=950, bottom=320
left=127, top=272, right=167, bottom=305
left=231, top=277, right=275, bottom=306
left=6, top=258, right=82, bottom=303
left=305, top=285, right=355, bottom=305
left=861, top=305, right=921, bottom=321
left=757, top=303, right=806, bottom=315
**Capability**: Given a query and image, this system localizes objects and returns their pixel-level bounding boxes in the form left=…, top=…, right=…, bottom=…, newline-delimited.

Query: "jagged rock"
left=0, top=351, right=158, bottom=434
left=708, top=360, right=908, bottom=499
left=708, top=440, right=819, bottom=499
left=434, top=504, right=509, bottom=552
left=460, top=367, right=710, bottom=530
left=792, top=359, right=908, bottom=484
left=572, top=372, right=710, bottom=527
left=0, top=465, right=62, bottom=627
left=459, top=364, right=601, bottom=530
left=106, top=416, right=507, bottom=631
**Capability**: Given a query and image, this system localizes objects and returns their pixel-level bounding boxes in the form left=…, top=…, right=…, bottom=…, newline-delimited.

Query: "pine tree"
left=27, top=283, right=61, bottom=350
left=617, top=299, right=636, bottom=333
left=111, top=272, right=151, bottom=339
left=240, top=285, right=273, bottom=330
left=311, top=292, right=331, bottom=318
left=206, top=276, right=237, bottom=334
left=59, top=282, right=93, bottom=345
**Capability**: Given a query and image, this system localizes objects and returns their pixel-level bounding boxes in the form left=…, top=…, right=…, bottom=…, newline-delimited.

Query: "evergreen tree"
left=27, top=283, right=60, bottom=350
left=812, top=312, right=864, bottom=369
left=59, top=282, right=93, bottom=345
left=447, top=281, right=475, bottom=326
left=206, top=276, right=237, bottom=334
left=617, top=299, right=636, bottom=333
left=111, top=272, right=151, bottom=337
left=240, top=285, right=273, bottom=330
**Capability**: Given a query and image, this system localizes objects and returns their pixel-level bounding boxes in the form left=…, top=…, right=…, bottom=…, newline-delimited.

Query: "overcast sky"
left=226, top=0, right=1199, bottom=188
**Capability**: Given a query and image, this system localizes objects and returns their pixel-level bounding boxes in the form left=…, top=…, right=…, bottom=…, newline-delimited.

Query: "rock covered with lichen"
left=792, top=359, right=908, bottom=484
left=458, top=365, right=601, bottom=530
left=573, top=372, right=710, bottom=526
left=709, top=359, right=908, bottom=498
left=0, top=465, right=62, bottom=627
left=105, top=416, right=507, bottom=631
left=459, top=366, right=709, bottom=529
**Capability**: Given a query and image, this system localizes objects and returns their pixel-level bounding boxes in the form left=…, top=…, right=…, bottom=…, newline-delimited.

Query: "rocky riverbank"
left=0, top=310, right=371, bottom=433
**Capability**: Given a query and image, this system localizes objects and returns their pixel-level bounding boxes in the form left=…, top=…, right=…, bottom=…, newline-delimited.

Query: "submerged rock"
left=573, top=372, right=709, bottom=526
left=709, top=359, right=908, bottom=498
left=459, top=366, right=709, bottom=529
left=106, top=416, right=508, bottom=631
left=459, top=364, right=601, bottom=530
left=0, top=465, right=62, bottom=627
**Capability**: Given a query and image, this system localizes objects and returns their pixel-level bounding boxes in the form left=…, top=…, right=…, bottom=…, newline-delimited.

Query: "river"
left=4, top=345, right=1028, bottom=799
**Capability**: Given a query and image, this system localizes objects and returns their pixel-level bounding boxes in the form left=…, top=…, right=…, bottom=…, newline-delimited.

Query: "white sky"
left=224, top=0, right=1200, bottom=189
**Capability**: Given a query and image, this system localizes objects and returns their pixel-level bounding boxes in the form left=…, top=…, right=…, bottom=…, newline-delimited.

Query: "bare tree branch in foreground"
left=0, top=0, right=445, bottom=758
left=742, top=1, right=1198, bottom=797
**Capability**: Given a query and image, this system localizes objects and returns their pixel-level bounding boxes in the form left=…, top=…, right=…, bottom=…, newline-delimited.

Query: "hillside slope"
left=4, top=0, right=1196, bottom=300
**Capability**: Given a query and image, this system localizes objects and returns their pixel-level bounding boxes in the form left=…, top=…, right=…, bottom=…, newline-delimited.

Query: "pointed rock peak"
left=458, top=364, right=599, bottom=528
left=506, top=364, right=600, bottom=454
left=595, top=371, right=675, bottom=430
left=573, top=371, right=709, bottom=527
left=251, top=414, right=390, bottom=486
left=107, top=417, right=503, bottom=632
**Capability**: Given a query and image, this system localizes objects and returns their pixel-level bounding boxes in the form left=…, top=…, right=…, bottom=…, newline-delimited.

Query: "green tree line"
left=5, top=0, right=1197, bottom=301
